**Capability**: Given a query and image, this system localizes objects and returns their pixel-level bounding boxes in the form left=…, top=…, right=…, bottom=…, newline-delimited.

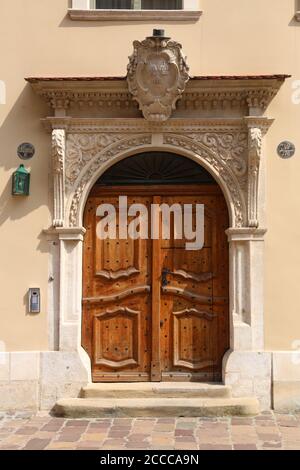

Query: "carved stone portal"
left=127, top=31, right=190, bottom=122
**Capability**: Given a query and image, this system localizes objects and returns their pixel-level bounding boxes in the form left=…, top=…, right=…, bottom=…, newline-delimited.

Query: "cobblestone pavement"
left=0, top=412, right=300, bottom=450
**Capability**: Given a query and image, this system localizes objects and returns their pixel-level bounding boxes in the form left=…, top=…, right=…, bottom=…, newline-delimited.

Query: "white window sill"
left=68, top=8, right=202, bottom=21
left=295, top=11, right=300, bottom=21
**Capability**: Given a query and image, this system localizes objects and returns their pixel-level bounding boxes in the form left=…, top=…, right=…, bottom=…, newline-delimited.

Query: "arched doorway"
left=82, top=152, right=229, bottom=383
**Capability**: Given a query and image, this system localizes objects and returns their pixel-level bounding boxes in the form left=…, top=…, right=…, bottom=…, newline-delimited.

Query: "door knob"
left=161, top=268, right=171, bottom=287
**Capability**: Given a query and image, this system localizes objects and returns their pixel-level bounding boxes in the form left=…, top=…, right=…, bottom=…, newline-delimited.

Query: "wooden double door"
left=82, top=185, right=229, bottom=382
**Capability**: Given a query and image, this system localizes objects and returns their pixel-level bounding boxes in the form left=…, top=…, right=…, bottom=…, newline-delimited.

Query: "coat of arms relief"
left=127, top=30, right=190, bottom=122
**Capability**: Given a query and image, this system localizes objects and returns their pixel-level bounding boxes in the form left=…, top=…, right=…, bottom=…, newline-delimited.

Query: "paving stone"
left=175, top=444, right=198, bottom=450
left=175, top=437, right=197, bottom=443
left=15, top=426, right=39, bottom=435
left=262, top=442, right=283, bottom=449
left=231, top=418, right=253, bottom=426
left=82, top=433, right=106, bottom=441
left=41, top=421, right=65, bottom=432
left=234, top=444, right=257, bottom=450
left=23, top=438, right=52, bottom=450
left=200, top=444, right=232, bottom=450
left=153, top=424, right=175, bottom=432
left=257, top=433, right=281, bottom=441
left=0, top=412, right=300, bottom=450
left=76, top=446, right=99, bottom=450
left=151, top=446, right=175, bottom=450
left=46, top=442, right=76, bottom=450
left=175, top=429, right=194, bottom=436
left=65, top=420, right=90, bottom=427
left=113, top=419, right=133, bottom=425
left=157, top=418, right=176, bottom=423
left=0, top=445, right=21, bottom=450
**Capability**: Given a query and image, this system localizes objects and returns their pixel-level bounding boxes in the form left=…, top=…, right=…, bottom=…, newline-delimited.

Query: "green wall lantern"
left=12, top=164, right=30, bottom=196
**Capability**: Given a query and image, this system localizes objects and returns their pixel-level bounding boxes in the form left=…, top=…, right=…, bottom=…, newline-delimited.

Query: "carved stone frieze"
left=127, top=33, right=189, bottom=122
left=186, top=132, right=248, bottom=183
left=178, top=87, right=279, bottom=112
left=68, top=135, right=152, bottom=227
left=28, top=74, right=286, bottom=120
left=46, top=118, right=272, bottom=230
left=35, top=86, right=281, bottom=115
left=163, top=134, right=246, bottom=227
left=42, top=117, right=248, bottom=134
left=66, top=134, right=122, bottom=190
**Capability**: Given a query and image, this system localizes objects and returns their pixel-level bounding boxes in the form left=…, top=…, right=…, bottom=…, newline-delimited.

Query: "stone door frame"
left=43, top=115, right=273, bottom=408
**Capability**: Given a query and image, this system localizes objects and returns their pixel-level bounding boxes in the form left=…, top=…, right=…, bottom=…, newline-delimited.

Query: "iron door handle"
left=161, top=268, right=171, bottom=287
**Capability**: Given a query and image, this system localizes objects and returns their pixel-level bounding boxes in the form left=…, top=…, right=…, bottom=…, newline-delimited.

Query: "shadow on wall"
left=290, top=0, right=300, bottom=26
left=0, top=83, right=50, bottom=254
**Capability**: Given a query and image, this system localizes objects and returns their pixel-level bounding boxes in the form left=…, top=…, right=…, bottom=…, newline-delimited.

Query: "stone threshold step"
left=54, top=397, right=259, bottom=418
left=81, top=382, right=232, bottom=399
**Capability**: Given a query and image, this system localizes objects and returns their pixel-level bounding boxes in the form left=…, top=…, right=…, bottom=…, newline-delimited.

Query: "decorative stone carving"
left=28, top=76, right=286, bottom=117
left=163, top=134, right=246, bottom=227
left=46, top=117, right=273, bottom=230
left=66, top=134, right=122, bottom=190
left=247, top=125, right=262, bottom=227
left=127, top=32, right=189, bottom=122
left=52, top=129, right=66, bottom=227
left=68, top=135, right=152, bottom=227
left=187, top=132, right=248, bottom=180
left=65, top=129, right=247, bottom=229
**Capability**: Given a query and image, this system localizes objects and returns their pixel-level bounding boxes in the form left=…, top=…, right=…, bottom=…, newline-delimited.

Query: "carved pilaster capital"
left=226, top=227, right=267, bottom=242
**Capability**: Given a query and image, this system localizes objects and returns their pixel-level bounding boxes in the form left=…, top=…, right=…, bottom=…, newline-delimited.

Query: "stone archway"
left=43, top=117, right=272, bottom=408
left=28, top=70, right=288, bottom=410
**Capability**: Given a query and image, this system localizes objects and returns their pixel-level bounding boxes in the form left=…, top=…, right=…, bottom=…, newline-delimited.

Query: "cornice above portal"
left=27, top=75, right=289, bottom=119
left=40, top=117, right=274, bottom=135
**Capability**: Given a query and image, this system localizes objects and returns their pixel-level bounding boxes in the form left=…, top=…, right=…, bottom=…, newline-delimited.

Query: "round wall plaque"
left=17, top=143, right=35, bottom=160
left=277, top=141, right=295, bottom=159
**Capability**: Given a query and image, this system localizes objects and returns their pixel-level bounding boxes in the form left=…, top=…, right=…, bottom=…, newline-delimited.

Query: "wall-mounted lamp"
left=12, top=164, right=30, bottom=196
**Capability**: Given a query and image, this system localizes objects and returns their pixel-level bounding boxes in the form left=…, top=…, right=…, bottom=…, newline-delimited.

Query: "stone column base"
left=223, top=350, right=272, bottom=411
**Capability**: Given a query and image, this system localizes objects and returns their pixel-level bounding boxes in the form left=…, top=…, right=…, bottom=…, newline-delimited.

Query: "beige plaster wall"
left=0, top=0, right=299, bottom=351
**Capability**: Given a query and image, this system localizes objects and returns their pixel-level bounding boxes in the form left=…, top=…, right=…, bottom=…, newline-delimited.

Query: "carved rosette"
left=247, top=126, right=262, bottom=227
left=52, top=129, right=66, bottom=227
left=127, top=34, right=189, bottom=122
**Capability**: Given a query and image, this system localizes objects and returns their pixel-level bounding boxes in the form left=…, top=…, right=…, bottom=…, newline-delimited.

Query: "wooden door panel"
left=173, top=307, right=218, bottom=370
left=160, top=193, right=229, bottom=382
left=94, top=200, right=141, bottom=280
left=93, top=306, right=141, bottom=369
left=82, top=185, right=229, bottom=383
left=83, top=195, right=152, bottom=382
